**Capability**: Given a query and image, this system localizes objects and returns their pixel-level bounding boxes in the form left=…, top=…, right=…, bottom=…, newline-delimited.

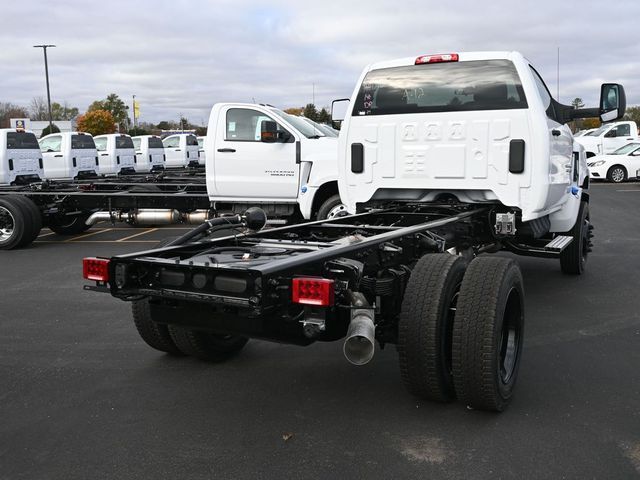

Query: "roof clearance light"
left=292, top=277, right=335, bottom=306
left=83, top=257, right=110, bottom=282
left=415, top=53, right=459, bottom=65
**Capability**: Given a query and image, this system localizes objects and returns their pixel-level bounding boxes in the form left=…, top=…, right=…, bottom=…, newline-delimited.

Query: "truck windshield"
left=272, top=109, right=323, bottom=139
left=612, top=143, right=640, bottom=155
left=590, top=125, right=609, bottom=136
left=71, top=134, right=96, bottom=149
left=116, top=136, right=134, bottom=149
left=353, top=59, right=527, bottom=116
left=6, top=131, right=39, bottom=149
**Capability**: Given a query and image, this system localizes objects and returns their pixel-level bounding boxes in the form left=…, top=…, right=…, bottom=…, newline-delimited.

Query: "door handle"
left=627, top=137, right=634, bottom=140
left=552, top=129, right=561, bottom=136
left=217, top=148, right=236, bottom=153
left=100, top=153, right=109, bottom=156
left=175, top=149, right=181, bottom=151
left=54, top=154, right=63, bottom=157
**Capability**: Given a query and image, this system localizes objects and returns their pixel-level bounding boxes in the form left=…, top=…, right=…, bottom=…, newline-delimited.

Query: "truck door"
left=604, top=123, right=634, bottom=153
left=213, top=107, right=299, bottom=199
left=39, top=134, right=65, bottom=178
left=94, top=137, right=111, bottom=174
left=162, top=135, right=184, bottom=167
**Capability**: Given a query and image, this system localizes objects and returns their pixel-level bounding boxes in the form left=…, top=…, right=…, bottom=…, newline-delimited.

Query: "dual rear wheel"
left=398, top=254, right=524, bottom=412
left=0, top=195, right=42, bottom=249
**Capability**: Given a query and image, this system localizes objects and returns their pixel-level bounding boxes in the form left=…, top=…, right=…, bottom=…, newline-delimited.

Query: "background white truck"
left=575, top=120, right=638, bottom=157
left=0, top=129, right=44, bottom=185
left=82, top=51, right=625, bottom=414
left=94, top=134, right=137, bottom=175
left=38, top=132, right=98, bottom=179
left=205, top=103, right=344, bottom=220
left=162, top=133, right=200, bottom=168
left=132, top=135, right=166, bottom=172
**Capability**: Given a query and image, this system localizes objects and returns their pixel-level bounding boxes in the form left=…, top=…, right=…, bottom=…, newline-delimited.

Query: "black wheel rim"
left=498, top=287, right=522, bottom=385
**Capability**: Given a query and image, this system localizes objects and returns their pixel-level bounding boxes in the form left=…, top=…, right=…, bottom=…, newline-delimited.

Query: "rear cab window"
left=353, top=59, right=527, bottom=116
left=186, top=135, right=198, bottom=146
left=148, top=137, right=164, bottom=149
left=7, top=131, right=40, bottom=149
left=116, top=136, right=134, bottom=149
left=94, top=137, right=107, bottom=151
left=71, top=134, right=96, bottom=149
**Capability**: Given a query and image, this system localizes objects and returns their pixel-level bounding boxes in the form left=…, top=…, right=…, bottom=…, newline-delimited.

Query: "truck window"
left=148, top=137, right=164, bottom=149
left=162, top=136, right=180, bottom=148
left=94, top=137, right=107, bottom=151
left=613, top=124, right=631, bottom=137
left=186, top=135, right=198, bottom=146
left=116, top=136, right=134, bottom=149
left=39, top=135, right=62, bottom=152
left=529, top=67, right=557, bottom=121
left=72, top=135, right=96, bottom=149
left=132, top=138, right=141, bottom=151
left=6, top=131, right=39, bottom=149
left=353, top=59, right=527, bottom=116
left=226, top=108, right=285, bottom=142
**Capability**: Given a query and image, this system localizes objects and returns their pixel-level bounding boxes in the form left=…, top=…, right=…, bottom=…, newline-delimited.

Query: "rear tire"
left=560, top=201, right=591, bottom=275
left=131, top=299, right=184, bottom=355
left=47, top=213, right=92, bottom=235
left=11, top=196, right=42, bottom=244
left=398, top=253, right=467, bottom=402
left=452, top=256, right=524, bottom=412
left=606, top=165, right=627, bottom=183
left=0, top=196, right=33, bottom=249
left=168, top=326, right=248, bottom=362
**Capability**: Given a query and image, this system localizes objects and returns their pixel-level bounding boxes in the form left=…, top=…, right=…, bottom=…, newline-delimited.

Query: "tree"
left=623, top=105, right=640, bottom=127
left=582, top=118, right=601, bottom=129
left=284, top=107, right=303, bottom=116
left=0, top=102, right=29, bottom=128
left=317, top=107, right=331, bottom=124
left=51, top=102, right=79, bottom=120
left=76, top=109, right=117, bottom=136
left=30, top=97, right=48, bottom=120
left=303, top=103, right=318, bottom=121
left=40, top=123, right=61, bottom=137
left=31, top=97, right=79, bottom=121
left=88, top=94, right=130, bottom=131
left=571, top=97, right=585, bottom=109
left=195, top=126, right=207, bottom=137
left=156, top=121, right=174, bottom=130
left=128, top=127, right=150, bottom=136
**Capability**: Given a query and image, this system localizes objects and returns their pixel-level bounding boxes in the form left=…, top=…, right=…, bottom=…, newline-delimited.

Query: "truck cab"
left=39, top=132, right=98, bottom=180
left=197, top=136, right=206, bottom=165
left=94, top=134, right=136, bottom=175
left=132, top=135, right=166, bottom=172
left=336, top=51, right=623, bottom=234
left=0, top=129, right=44, bottom=185
left=205, top=103, right=342, bottom=220
left=575, top=120, right=638, bottom=157
left=162, top=133, right=200, bottom=168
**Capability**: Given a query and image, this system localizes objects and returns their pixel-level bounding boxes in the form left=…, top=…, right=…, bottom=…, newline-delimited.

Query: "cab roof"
left=366, top=51, right=527, bottom=72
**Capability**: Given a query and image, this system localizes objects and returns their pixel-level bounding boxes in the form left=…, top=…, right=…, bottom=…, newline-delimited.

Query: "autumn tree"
left=284, top=107, right=303, bottom=116
left=582, top=118, right=601, bottom=129
left=0, top=102, right=29, bottom=128
left=88, top=94, right=130, bottom=131
left=76, top=109, right=117, bottom=136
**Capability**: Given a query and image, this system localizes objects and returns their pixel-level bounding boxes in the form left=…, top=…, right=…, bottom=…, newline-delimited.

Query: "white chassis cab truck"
left=204, top=103, right=344, bottom=221
left=575, top=120, right=638, bottom=158
left=93, top=134, right=137, bottom=175
left=162, top=133, right=200, bottom=168
left=83, top=51, right=624, bottom=412
left=0, top=129, right=44, bottom=185
left=132, top=135, right=166, bottom=172
left=39, top=132, right=98, bottom=180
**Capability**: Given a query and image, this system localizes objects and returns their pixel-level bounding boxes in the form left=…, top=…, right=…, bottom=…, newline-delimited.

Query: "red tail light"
left=83, top=257, right=110, bottom=282
left=292, top=278, right=335, bottom=306
left=415, top=53, right=459, bottom=65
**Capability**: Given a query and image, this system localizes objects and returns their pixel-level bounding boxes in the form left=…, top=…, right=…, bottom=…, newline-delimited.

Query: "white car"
left=588, top=142, right=640, bottom=183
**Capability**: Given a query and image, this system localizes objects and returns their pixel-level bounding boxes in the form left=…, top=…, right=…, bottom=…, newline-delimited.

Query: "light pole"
left=33, top=45, right=56, bottom=133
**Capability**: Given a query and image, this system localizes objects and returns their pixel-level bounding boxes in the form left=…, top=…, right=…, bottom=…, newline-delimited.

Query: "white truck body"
left=162, top=134, right=200, bottom=168
left=337, top=51, right=602, bottom=232
left=197, top=136, right=206, bottom=165
left=205, top=103, right=340, bottom=220
left=94, top=134, right=136, bottom=175
left=575, top=121, right=638, bottom=157
left=588, top=142, right=640, bottom=182
left=132, top=135, right=166, bottom=172
left=0, top=129, right=44, bottom=185
left=39, top=132, right=98, bottom=180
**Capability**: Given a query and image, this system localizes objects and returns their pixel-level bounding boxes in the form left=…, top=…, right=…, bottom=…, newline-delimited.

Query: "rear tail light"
left=83, top=257, right=110, bottom=282
left=292, top=278, right=335, bottom=306
left=415, top=53, right=459, bottom=64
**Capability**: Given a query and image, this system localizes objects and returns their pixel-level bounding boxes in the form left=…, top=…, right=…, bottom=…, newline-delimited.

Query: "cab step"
left=544, top=235, right=573, bottom=252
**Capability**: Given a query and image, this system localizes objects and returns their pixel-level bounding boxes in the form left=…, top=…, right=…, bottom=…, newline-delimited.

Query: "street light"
left=33, top=44, right=56, bottom=133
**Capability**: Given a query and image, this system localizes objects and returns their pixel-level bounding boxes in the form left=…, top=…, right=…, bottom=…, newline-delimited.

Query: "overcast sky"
left=1, top=0, right=638, bottom=125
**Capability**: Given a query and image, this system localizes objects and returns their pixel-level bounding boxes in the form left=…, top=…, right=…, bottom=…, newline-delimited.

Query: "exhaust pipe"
left=85, top=209, right=211, bottom=226
left=343, top=292, right=376, bottom=366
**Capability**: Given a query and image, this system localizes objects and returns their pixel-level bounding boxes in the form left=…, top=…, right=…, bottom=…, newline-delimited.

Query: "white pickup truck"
left=39, top=132, right=98, bottom=179
left=93, top=134, right=137, bottom=175
left=0, top=129, right=44, bottom=185
left=83, top=51, right=625, bottom=413
left=575, top=120, right=638, bottom=158
left=204, top=103, right=343, bottom=220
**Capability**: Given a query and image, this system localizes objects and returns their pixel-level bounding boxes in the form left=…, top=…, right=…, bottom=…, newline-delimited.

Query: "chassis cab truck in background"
left=84, top=52, right=624, bottom=412
left=132, top=135, right=166, bottom=172
left=93, top=134, right=137, bottom=175
left=39, top=132, right=98, bottom=180
left=0, top=129, right=44, bottom=185
left=162, top=133, right=200, bottom=168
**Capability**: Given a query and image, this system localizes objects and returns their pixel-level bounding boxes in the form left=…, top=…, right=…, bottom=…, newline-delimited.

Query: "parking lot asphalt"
left=1, top=182, right=640, bottom=480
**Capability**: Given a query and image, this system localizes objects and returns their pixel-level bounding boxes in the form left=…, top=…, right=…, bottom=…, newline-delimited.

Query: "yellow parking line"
left=37, top=231, right=57, bottom=238
left=117, top=228, right=158, bottom=242
left=65, top=228, right=113, bottom=242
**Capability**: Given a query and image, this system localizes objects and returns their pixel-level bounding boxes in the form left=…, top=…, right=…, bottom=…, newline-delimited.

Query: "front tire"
left=607, top=165, right=627, bottom=183
left=452, top=256, right=524, bottom=412
left=397, top=253, right=467, bottom=403
left=167, top=326, right=248, bottom=362
left=560, top=201, right=591, bottom=275
left=316, top=194, right=347, bottom=220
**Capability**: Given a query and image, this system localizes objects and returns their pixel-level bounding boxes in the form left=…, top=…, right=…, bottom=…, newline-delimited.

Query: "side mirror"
left=260, top=120, right=279, bottom=143
left=331, top=98, right=350, bottom=123
left=600, top=83, right=626, bottom=122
